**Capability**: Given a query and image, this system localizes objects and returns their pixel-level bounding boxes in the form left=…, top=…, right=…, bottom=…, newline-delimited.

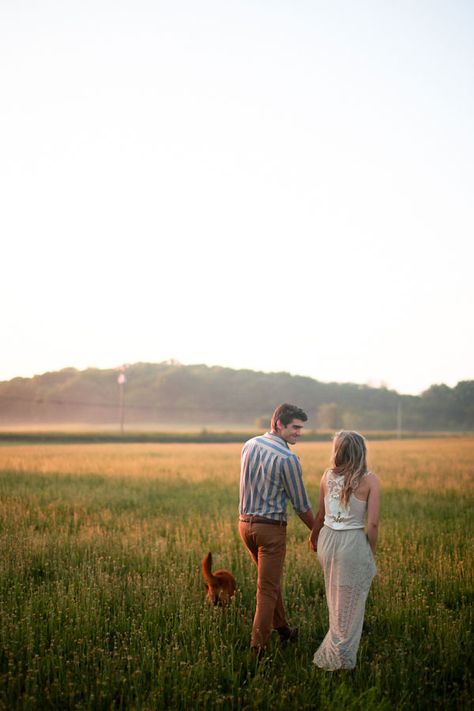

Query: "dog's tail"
left=202, top=552, right=219, bottom=587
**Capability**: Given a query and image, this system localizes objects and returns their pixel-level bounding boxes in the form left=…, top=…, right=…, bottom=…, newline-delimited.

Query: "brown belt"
left=239, top=515, right=287, bottom=527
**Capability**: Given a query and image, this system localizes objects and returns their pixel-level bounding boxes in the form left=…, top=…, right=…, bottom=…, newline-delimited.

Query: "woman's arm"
left=366, top=474, right=380, bottom=553
left=310, top=474, right=326, bottom=552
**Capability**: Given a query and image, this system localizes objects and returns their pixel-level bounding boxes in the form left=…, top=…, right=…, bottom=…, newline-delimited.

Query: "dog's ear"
left=204, top=582, right=209, bottom=589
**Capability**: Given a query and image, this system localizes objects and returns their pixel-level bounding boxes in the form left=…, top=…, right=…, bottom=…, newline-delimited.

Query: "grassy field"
left=0, top=438, right=472, bottom=709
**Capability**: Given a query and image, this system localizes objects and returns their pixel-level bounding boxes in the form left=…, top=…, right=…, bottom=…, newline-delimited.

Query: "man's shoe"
left=276, top=625, right=299, bottom=643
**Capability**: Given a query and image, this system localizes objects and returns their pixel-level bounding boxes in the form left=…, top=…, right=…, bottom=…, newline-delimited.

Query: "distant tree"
left=0, top=364, right=472, bottom=431
left=453, top=381, right=474, bottom=429
left=318, top=403, right=343, bottom=430
left=420, top=384, right=456, bottom=429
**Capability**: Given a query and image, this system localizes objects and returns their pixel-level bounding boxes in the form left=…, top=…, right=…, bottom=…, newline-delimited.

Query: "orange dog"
left=202, top=552, right=236, bottom=606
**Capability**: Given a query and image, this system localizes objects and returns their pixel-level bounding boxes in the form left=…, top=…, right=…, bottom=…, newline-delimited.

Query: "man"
left=239, top=403, right=315, bottom=656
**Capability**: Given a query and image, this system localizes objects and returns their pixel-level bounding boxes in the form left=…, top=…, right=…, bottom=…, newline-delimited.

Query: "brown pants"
left=239, top=520, right=287, bottom=649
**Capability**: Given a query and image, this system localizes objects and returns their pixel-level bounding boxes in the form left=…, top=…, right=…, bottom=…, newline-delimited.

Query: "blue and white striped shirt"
left=239, top=432, right=312, bottom=521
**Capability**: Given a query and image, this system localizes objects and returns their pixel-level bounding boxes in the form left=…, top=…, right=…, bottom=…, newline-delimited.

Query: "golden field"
left=0, top=437, right=472, bottom=709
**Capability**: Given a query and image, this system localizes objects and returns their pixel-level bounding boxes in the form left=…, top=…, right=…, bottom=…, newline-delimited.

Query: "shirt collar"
left=265, top=431, right=290, bottom=448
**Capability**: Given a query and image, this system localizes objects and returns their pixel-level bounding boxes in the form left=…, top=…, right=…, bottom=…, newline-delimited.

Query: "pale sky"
left=1, top=0, right=473, bottom=395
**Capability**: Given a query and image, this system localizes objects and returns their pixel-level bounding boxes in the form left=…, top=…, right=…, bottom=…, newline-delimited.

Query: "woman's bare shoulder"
left=366, top=471, right=381, bottom=488
left=320, top=469, right=330, bottom=491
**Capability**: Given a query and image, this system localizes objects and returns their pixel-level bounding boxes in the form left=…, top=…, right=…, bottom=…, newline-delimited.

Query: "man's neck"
left=269, top=430, right=289, bottom=446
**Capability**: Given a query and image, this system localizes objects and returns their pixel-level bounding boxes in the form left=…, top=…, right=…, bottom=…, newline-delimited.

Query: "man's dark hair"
left=271, top=403, right=308, bottom=431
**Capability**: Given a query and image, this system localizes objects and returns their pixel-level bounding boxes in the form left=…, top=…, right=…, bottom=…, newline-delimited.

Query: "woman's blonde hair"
left=329, top=430, right=368, bottom=507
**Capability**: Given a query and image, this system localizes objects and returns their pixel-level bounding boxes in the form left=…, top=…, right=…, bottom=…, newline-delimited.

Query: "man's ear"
left=276, top=419, right=282, bottom=431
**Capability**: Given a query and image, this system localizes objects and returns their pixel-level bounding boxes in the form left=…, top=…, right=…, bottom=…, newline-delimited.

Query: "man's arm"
left=281, top=456, right=314, bottom=529
left=310, top=475, right=326, bottom=551
left=298, top=508, right=315, bottom=530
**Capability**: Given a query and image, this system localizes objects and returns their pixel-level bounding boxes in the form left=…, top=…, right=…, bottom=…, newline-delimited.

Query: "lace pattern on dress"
left=313, top=526, right=376, bottom=670
left=326, top=470, right=370, bottom=524
left=327, top=474, right=346, bottom=523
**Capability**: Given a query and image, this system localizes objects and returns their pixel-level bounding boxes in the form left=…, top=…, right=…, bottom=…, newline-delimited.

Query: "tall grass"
left=0, top=439, right=472, bottom=709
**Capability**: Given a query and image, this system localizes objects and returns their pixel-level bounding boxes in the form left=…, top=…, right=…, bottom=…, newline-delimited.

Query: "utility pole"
left=117, top=366, right=128, bottom=434
left=397, top=398, right=402, bottom=439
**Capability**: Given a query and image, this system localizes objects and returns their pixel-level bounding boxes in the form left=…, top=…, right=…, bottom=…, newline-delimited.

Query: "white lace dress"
left=313, top=471, right=376, bottom=670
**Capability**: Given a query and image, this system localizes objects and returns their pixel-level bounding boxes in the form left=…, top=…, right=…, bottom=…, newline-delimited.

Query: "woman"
left=310, top=430, right=380, bottom=670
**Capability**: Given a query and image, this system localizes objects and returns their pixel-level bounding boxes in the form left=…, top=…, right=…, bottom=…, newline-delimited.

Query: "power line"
left=0, top=394, right=154, bottom=411
left=0, top=393, right=260, bottom=414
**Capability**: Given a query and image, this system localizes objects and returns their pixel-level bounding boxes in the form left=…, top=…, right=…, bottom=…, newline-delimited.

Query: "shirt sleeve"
left=281, top=455, right=312, bottom=513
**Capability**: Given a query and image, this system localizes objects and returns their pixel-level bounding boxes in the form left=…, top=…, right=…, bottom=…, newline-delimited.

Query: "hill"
left=0, top=362, right=473, bottom=431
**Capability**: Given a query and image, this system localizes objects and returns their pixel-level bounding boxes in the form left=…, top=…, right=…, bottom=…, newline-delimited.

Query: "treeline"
left=0, top=362, right=473, bottom=431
